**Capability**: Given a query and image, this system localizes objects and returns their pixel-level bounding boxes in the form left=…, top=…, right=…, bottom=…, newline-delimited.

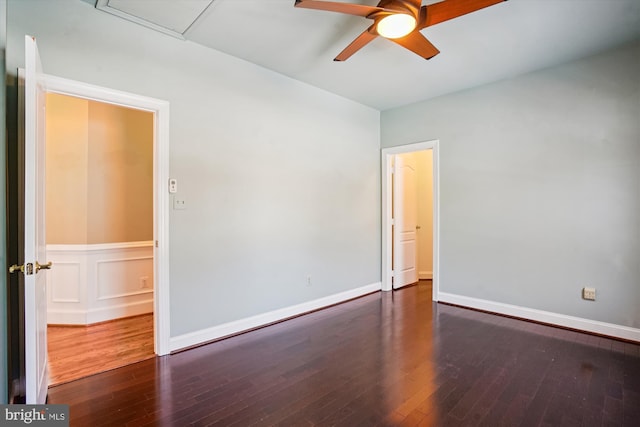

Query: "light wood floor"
left=47, top=314, right=155, bottom=386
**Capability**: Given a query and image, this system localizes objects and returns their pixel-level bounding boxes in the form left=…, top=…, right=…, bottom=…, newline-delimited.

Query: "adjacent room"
left=1, top=0, right=638, bottom=425
left=45, top=93, right=155, bottom=385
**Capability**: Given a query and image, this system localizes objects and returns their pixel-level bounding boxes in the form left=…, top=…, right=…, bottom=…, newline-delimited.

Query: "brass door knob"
left=9, top=264, right=25, bottom=274
left=35, top=261, right=52, bottom=273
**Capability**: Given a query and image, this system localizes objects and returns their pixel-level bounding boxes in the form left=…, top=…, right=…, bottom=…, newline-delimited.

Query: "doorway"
left=381, top=140, right=440, bottom=300
left=39, top=75, right=171, bottom=370
left=44, top=92, right=155, bottom=385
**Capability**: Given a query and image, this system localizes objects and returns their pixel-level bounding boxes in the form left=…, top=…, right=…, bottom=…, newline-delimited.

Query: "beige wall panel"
left=87, top=102, right=153, bottom=243
left=416, top=150, right=433, bottom=275
left=45, top=93, right=89, bottom=244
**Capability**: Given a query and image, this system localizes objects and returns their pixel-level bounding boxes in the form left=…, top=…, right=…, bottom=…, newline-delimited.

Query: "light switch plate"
left=174, top=198, right=186, bottom=210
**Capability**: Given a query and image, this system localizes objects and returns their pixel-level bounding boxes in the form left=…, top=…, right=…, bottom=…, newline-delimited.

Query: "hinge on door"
left=155, top=240, right=159, bottom=248
left=390, top=270, right=394, bottom=278
left=390, top=218, right=395, bottom=226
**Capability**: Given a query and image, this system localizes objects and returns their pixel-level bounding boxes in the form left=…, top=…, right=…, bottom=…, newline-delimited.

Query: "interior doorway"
left=39, top=74, right=171, bottom=386
left=381, top=140, right=440, bottom=300
left=44, top=92, right=155, bottom=385
left=391, top=150, right=434, bottom=289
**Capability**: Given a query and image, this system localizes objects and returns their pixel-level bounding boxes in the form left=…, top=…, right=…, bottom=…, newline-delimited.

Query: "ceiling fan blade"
left=390, top=31, right=440, bottom=60
left=294, top=0, right=383, bottom=17
left=420, top=0, right=506, bottom=28
left=334, top=26, right=378, bottom=61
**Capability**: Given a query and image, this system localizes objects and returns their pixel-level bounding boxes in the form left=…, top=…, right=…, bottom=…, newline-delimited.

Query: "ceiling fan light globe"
left=377, top=14, right=416, bottom=39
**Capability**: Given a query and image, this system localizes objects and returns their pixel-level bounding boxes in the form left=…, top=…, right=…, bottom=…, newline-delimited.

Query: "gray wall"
left=382, top=41, right=640, bottom=328
left=7, top=0, right=380, bottom=337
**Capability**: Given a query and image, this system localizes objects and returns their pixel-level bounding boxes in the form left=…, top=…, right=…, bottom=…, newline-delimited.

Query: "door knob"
left=9, top=262, right=51, bottom=274
left=35, top=261, right=52, bottom=273
left=9, top=263, right=35, bottom=275
left=9, top=264, right=25, bottom=274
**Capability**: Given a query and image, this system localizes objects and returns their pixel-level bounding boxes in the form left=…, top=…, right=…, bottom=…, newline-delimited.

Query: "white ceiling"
left=95, top=0, right=640, bottom=110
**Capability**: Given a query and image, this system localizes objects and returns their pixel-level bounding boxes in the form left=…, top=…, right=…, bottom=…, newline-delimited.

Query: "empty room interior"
left=0, top=0, right=639, bottom=425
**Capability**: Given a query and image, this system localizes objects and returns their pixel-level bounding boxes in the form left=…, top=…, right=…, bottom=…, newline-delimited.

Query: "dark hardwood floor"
left=47, top=282, right=640, bottom=426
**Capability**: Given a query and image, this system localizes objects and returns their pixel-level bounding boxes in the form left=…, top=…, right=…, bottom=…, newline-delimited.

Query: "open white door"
left=392, top=154, right=418, bottom=289
left=24, top=35, right=50, bottom=404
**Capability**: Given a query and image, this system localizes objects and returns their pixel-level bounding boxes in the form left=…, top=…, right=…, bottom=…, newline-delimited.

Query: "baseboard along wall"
left=418, top=271, right=433, bottom=280
left=170, top=282, right=382, bottom=352
left=170, top=282, right=639, bottom=353
left=438, top=292, right=640, bottom=343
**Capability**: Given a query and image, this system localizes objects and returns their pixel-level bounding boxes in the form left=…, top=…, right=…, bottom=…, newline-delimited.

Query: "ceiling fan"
left=294, top=0, right=507, bottom=61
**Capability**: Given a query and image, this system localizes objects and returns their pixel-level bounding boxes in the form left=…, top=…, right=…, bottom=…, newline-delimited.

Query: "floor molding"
left=438, top=292, right=640, bottom=343
left=418, top=271, right=433, bottom=280
left=170, top=282, right=382, bottom=352
left=48, top=300, right=153, bottom=325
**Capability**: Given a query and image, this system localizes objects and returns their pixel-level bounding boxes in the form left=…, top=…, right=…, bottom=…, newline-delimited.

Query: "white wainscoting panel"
left=97, top=257, right=154, bottom=300
left=50, top=262, right=82, bottom=303
left=46, top=241, right=154, bottom=325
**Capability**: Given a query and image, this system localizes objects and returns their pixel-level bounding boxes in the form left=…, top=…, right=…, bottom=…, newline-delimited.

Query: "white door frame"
left=43, top=74, right=171, bottom=355
left=381, top=140, right=440, bottom=301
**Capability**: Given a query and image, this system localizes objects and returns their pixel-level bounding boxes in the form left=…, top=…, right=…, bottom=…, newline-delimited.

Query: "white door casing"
left=381, top=141, right=440, bottom=300
left=42, top=74, right=171, bottom=356
left=392, top=154, right=418, bottom=289
left=24, top=35, right=49, bottom=404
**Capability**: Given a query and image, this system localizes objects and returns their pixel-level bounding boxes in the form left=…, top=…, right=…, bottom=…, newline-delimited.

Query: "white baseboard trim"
left=418, top=271, right=433, bottom=280
left=87, top=300, right=154, bottom=324
left=438, top=292, right=640, bottom=342
left=48, top=300, right=153, bottom=325
left=170, top=282, right=382, bottom=352
left=47, top=310, right=87, bottom=325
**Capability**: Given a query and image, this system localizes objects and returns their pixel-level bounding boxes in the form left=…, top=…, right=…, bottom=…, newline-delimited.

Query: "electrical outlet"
left=582, top=287, right=596, bottom=301
left=140, top=276, right=149, bottom=289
